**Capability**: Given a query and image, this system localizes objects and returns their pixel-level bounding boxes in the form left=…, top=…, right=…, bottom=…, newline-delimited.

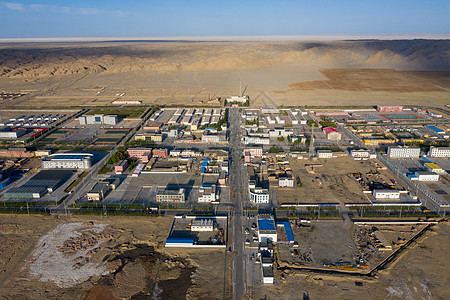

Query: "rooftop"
left=323, top=127, right=338, bottom=133
left=258, top=218, right=276, bottom=231
left=44, top=153, right=93, bottom=161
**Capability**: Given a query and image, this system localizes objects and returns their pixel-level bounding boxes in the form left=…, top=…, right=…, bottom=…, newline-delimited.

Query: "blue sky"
left=0, top=0, right=449, bottom=38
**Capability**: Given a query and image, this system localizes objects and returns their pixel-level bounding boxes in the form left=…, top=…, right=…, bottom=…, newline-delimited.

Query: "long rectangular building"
left=156, top=189, right=185, bottom=203
left=387, top=146, right=420, bottom=158
left=42, top=153, right=93, bottom=169
left=428, top=146, right=450, bottom=157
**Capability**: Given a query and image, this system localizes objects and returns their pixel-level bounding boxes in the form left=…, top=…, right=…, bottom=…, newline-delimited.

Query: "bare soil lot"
left=0, top=214, right=230, bottom=299
left=289, top=69, right=450, bottom=92
left=276, top=157, right=404, bottom=205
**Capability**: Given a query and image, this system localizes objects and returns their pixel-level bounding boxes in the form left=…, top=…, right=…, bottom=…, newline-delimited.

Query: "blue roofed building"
left=427, top=125, right=445, bottom=135
left=258, top=217, right=277, bottom=242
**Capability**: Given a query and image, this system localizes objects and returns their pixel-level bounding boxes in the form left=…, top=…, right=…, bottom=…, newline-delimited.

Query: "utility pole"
left=308, top=123, right=316, bottom=159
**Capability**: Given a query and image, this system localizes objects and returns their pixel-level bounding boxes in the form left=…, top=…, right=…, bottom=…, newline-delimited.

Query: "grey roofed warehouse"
left=4, top=170, right=74, bottom=199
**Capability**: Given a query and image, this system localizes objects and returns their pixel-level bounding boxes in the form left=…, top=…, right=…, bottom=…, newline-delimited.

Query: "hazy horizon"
left=0, top=33, right=450, bottom=43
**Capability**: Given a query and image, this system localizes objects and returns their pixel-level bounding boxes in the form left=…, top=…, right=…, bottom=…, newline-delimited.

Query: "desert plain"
left=0, top=39, right=449, bottom=108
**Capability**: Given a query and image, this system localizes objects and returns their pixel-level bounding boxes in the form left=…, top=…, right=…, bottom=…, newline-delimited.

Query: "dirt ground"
left=0, top=214, right=231, bottom=300
left=289, top=69, right=450, bottom=92
left=276, top=157, right=403, bottom=205
left=0, top=40, right=449, bottom=109
left=246, top=221, right=450, bottom=300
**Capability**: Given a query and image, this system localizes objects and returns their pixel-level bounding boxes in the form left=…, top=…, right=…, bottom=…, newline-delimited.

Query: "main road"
left=228, top=107, right=245, bottom=300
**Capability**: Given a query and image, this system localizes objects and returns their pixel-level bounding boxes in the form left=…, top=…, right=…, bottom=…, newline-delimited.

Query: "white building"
left=242, top=136, right=270, bottom=145
left=266, top=116, right=276, bottom=125
left=387, top=146, right=420, bottom=158
left=415, top=171, right=439, bottom=181
left=317, top=150, right=333, bottom=158
left=269, top=128, right=293, bottom=138
left=190, top=219, right=214, bottom=232
left=262, top=267, right=274, bottom=284
left=226, top=95, right=249, bottom=104
left=275, top=116, right=285, bottom=125
left=351, top=149, right=370, bottom=160
left=42, top=153, right=93, bottom=169
left=279, top=176, right=294, bottom=188
left=372, top=189, right=400, bottom=199
left=257, top=218, right=278, bottom=242
left=202, top=134, right=220, bottom=143
left=249, top=187, right=270, bottom=203
left=428, top=146, right=450, bottom=158
left=156, top=189, right=185, bottom=203
left=296, top=114, right=307, bottom=124
left=197, top=185, right=218, bottom=203
left=0, top=127, right=27, bottom=139
left=79, top=114, right=118, bottom=125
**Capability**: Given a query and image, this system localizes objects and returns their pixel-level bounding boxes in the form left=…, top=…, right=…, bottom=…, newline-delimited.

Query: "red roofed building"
left=322, top=127, right=341, bottom=140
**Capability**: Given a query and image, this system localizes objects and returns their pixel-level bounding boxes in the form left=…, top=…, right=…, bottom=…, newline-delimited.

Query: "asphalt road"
left=228, top=107, right=246, bottom=300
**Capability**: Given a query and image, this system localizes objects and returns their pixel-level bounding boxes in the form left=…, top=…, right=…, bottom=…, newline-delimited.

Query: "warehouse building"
left=428, top=146, right=450, bottom=158
left=79, top=114, right=118, bottom=125
left=387, top=146, right=420, bottom=158
left=413, top=171, right=439, bottom=181
left=4, top=170, right=74, bottom=199
left=0, top=127, right=27, bottom=139
left=426, top=125, right=445, bottom=135
left=42, top=153, right=93, bottom=169
left=372, top=189, right=400, bottom=199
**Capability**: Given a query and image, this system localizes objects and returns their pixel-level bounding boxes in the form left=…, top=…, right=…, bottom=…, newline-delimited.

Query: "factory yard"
left=276, top=156, right=406, bottom=206
left=0, top=214, right=231, bottom=299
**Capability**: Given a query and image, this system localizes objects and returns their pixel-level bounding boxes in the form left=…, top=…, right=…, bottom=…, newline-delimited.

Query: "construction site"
left=248, top=219, right=448, bottom=300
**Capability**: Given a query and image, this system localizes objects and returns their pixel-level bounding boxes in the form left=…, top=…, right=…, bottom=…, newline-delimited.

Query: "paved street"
left=229, top=107, right=246, bottom=300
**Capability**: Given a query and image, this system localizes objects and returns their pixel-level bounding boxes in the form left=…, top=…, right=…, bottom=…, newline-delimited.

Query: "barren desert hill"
left=0, top=39, right=449, bottom=78
left=0, top=39, right=449, bottom=108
